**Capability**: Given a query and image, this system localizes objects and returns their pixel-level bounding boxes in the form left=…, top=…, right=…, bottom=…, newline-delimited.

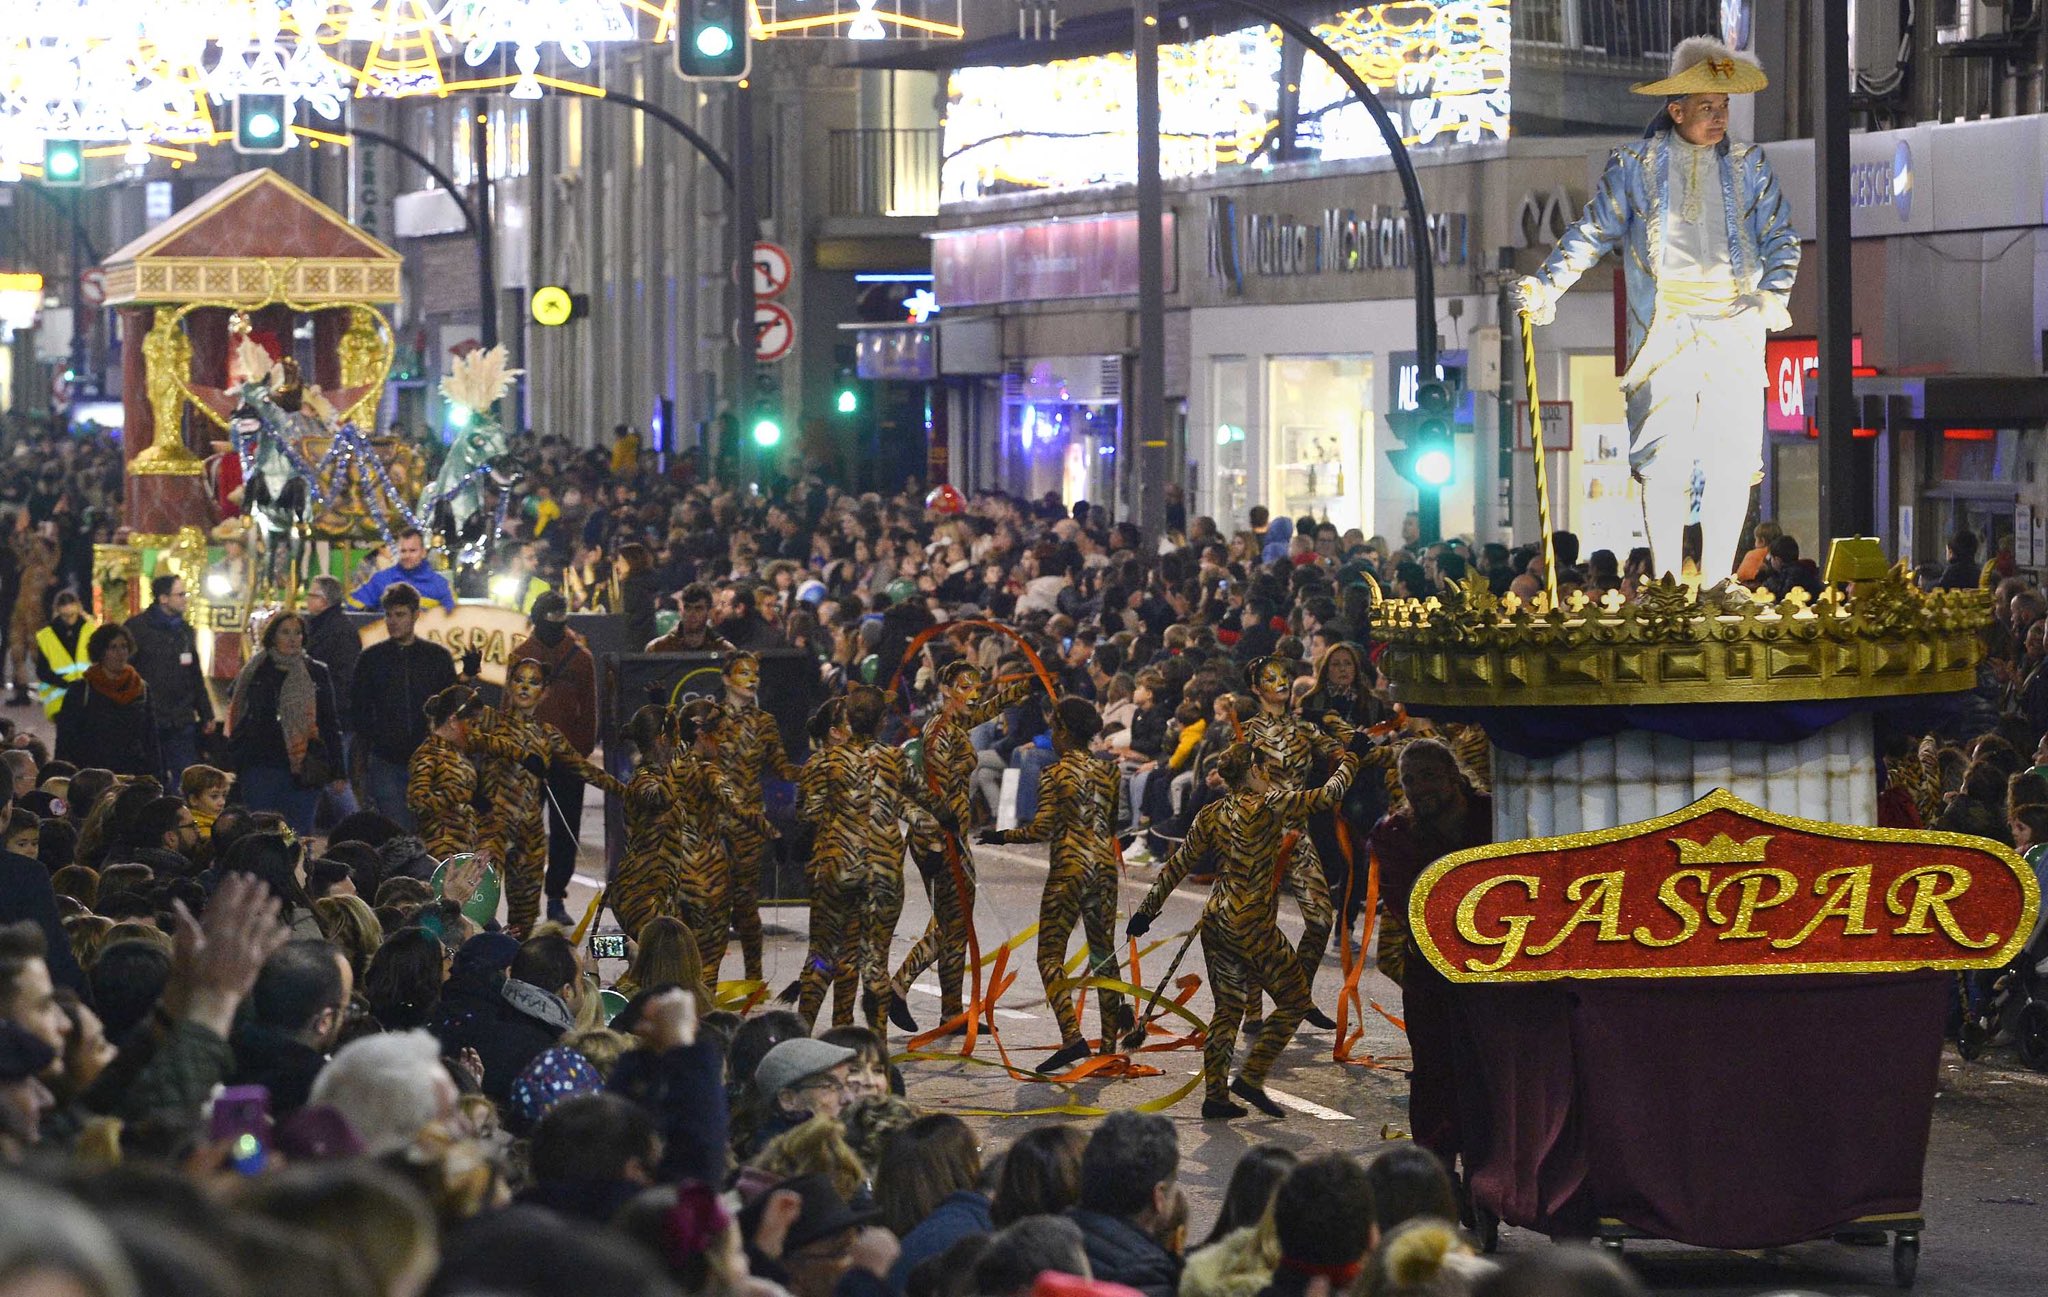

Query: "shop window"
left=1265, top=356, right=1372, bottom=532
left=1209, top=357, right=1250, bottom=529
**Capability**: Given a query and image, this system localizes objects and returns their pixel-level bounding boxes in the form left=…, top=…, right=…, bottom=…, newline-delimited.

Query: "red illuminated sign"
left=1766, top=336, right=1864, bottom=434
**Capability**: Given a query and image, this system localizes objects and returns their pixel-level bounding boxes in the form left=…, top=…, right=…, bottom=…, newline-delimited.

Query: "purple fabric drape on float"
left=1459, top=973, right=1948, bottom=1248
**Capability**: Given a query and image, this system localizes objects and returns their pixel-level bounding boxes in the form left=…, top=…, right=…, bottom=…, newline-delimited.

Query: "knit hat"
left=752, top=1038, right=854, bottom=1099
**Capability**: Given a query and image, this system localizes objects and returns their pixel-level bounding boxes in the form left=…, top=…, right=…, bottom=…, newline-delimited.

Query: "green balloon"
left=430, top=853, right=501, bottom=928
left=598, top=988, right=630, bottom=1024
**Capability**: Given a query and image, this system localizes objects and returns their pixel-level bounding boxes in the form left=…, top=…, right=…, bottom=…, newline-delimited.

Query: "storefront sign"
left=1411, top=789, right=2039, bottom=982
left=855, top=325, right=936, bottom=381
left=1765, top=336, right=1864, bottom=433
left=1207, top=196, right=1468, bottom=291
left=932, top=212, right=1177, bottom=309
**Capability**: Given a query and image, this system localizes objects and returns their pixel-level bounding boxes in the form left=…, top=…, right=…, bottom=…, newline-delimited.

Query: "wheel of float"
left=2017, top=1001, right=2048, bottom=1071
left=1892, top=1232, right=1919, bottom=1288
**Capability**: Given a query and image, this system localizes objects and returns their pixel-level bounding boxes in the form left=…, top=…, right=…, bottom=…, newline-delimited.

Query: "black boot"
left=887, top=984, right=919, bottom=1034
left=1037, top=1039, right=1093, bottom=1075
left=1303, top=1005, right=1338, bottom=1030
left=1202, top=1095, right=1249, bottom=1119
left=1230, top=1077, right=1286, bottom=1117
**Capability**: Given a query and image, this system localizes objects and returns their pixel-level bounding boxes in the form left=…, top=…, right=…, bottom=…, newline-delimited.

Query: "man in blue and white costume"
left=1513, top=37, right=1799, bottom=582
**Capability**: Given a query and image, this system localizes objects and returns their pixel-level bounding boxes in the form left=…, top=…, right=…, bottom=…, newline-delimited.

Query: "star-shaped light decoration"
left=902, top=288, right=939, bottom=324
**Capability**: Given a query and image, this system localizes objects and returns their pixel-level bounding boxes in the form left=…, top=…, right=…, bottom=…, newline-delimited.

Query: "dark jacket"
left=618, top=571, right=660, bottom=650
left=227, top=1023, right=329, bottom=1118
left=608, top=1037, right=728, bottom=1187
left=1070, top=1208, right=1183, bottom=1297
left=124, top=603, right=213, bottom=730
left=517, top=1177, right=644, bottom=1225
left=230, top=655, right=344, bottom=775
left=305, top=604, right=362, bottom=722
left=0, top=849, right=83, bottom=990
left=508, top=630, right=597, bottom=756
left=56, top=675, right=162, bottom=776
left=350, top=636, right=457, bottom=766
left=433, top=975, right=572, bottom=1104
left=1937, top=558, right=1980, bottom=591
left=889, top=1191, right=993, bottom=1293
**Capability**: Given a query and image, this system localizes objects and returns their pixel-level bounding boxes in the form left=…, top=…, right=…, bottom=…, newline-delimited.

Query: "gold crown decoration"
left=1670, top=832, right=1774, bottom=865
left=1376, top=568, right=1991, bottom=707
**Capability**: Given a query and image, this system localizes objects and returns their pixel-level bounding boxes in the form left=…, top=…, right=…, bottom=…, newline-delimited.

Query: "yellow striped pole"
left=1519, top=310, right=1561, bottom=608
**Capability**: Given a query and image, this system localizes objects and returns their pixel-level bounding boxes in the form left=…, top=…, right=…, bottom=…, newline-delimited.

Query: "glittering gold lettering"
left=1631, top=868, right=1710, bottom=948
left=1886, top=864, right=1999, bottom=949
left=1525, top=870, right=1628, bottom=956
left=1705, top=867, right=1798, bottom=940
left=1771, top=865, right=1880, bottom=949
left=1453, top=874, right=1540, bottom=973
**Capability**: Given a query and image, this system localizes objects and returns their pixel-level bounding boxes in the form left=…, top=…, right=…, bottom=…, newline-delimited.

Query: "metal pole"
left=1812, top=0, right=1859, bottom=541
left=1132, top=0, right=1167, bottom=535
left=471, top=97, right=499, bottom=350
left=731, top=78, right=759, bottom=475
left=597, top=88, right=736, bottom=190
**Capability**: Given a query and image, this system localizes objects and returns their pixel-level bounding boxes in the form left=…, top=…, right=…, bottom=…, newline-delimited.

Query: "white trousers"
left=1623, top=303, right=1766, bottom=580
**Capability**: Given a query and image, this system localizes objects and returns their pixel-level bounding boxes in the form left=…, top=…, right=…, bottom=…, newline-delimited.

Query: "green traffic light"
left=1415, top=448, right=1454, bottom=487
left=246, top=111, right=282, bottom=141
left=752, top=417, right=782, bottom=447
left=836, top=389, right=857, bottom=415
left=44, top=145, right=81, bottom=180
left=696, top=24, right=735, bottom=57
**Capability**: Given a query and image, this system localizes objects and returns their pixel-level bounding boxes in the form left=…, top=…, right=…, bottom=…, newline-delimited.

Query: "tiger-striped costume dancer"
left=718, top=653, right=801, bottom=982
left=845, top=685, right=943, bottom=1036
left=612, top=705, right=689, bottom=942
left=1127, top=733, right=1362, bottom=1119
left=1239, top=656, right=1343, bottom=1029
left=672, top=698, right=774, bottom=978
left=409, top=687, right=487, bottom=859
left=892, top=661, right=1031, bottom=1030
left=794, top=699, right=870, bottom=1029
left=979, top=697, right=1129, bottom=1072
left=473, top=658, right=625, bottom=936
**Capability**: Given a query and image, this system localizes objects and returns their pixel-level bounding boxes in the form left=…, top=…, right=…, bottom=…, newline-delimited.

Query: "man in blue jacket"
left=350, top=528, right=455, bottom=610
left=1513, top=36, right=1799, bottom=583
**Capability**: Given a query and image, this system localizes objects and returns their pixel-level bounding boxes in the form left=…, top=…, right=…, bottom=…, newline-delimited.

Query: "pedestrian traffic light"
left=835, top=386, right=858, bottom=415
left=751, top=414, right=782, bottom=448
left=42, top=139, right=83, bottom=187
left=234, top=93, right=291, bottom=155
left=675, top=0, right=750, bottom=80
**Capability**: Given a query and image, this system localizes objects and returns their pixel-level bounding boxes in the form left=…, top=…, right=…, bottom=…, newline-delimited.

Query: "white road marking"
left=1263, top=1086, right=1355, bottom=1121
left=910, top=980, right=1035, bottom=1020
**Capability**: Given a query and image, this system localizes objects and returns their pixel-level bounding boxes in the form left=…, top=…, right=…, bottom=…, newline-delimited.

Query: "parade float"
left=1376, top=560, right=2039, bottom=1283
left=95, top=168, right=528, bottom=688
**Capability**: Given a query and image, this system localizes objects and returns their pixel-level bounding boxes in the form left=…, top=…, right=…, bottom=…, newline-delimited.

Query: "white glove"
left=1737, top=293, right=1794, bottom=333
left=1510, top=276, right=1558, bottom=327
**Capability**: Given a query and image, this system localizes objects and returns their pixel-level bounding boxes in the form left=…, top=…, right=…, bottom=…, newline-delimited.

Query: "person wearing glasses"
left=748, top=1037, right=858, bottom=1155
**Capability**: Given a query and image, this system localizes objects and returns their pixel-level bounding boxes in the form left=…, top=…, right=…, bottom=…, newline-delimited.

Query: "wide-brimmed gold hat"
left=1631, top=36, right=1767, bottom=96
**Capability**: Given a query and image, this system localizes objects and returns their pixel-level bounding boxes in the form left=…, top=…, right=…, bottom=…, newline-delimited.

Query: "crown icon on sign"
left=1669, top=833, right=1774, bottom=865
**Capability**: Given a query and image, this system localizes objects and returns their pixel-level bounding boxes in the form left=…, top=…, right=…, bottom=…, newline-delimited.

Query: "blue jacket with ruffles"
left=1529, top=126, right=1801, bottom=373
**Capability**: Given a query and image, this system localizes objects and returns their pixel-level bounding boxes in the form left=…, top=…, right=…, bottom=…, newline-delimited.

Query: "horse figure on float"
left=417, top=344, right=524, bottom=565
left=227, top=337, right=322, bottom=595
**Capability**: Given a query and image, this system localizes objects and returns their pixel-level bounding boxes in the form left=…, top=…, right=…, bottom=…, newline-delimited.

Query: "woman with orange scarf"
left=228, top=610, right=345, bottom=836
left=54, top=624, right=161, bottom=776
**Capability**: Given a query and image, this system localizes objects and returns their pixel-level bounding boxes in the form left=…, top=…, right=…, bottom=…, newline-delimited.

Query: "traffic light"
left=1386, top=380, right=1454, bottom=540
left=675, top=0, right=750, bottom=80
left=835, top=386, right=858, bottom=415
left=751, top=414, right=782, bottom=448
left=234, top=93, right=291, bottom=155
left=42, top=139, right=82, bottom=187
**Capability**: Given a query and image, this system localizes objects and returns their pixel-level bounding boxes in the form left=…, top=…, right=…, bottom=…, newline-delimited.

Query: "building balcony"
left=828, top=128, right=941, bottom=218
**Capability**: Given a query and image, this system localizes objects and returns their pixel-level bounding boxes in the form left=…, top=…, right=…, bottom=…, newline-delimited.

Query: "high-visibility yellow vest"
left=35, top=617, right=97, bottom=718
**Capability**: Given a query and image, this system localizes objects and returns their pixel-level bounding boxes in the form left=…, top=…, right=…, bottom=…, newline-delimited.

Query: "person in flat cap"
left=1512, top=35, right=1799, bottom=585
left=749, top=1037, right=857, bottom=1154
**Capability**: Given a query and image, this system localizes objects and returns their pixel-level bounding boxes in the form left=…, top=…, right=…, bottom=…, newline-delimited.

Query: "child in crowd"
left=180, top=764, right=233, bottom=839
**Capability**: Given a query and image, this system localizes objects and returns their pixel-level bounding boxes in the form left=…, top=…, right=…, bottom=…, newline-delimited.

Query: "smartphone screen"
left=209, top=1084, right=271, bottom=1175
left=589, top=933, right=628, bottom=961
